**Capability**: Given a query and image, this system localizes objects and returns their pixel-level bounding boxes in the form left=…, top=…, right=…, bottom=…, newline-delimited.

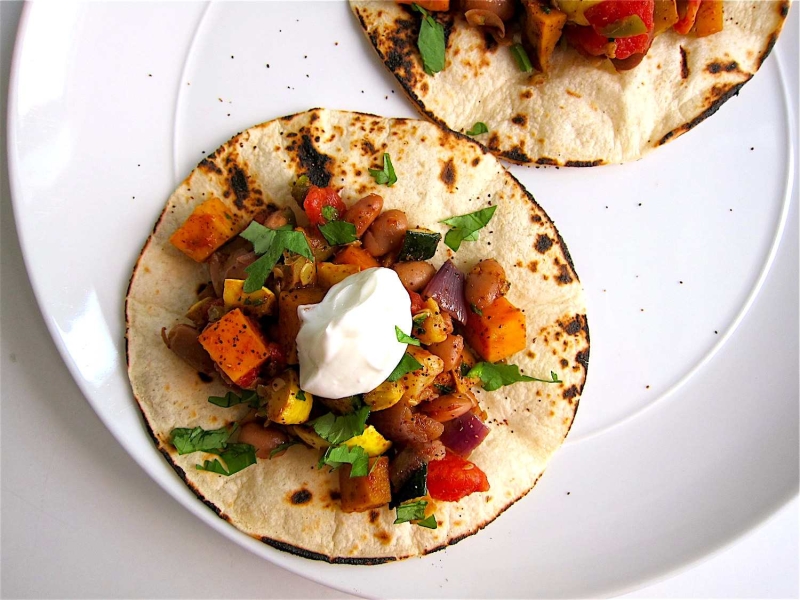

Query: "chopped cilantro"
left=319, top=444, right=370, bottom=477
left=368, top=153, right=397, bottom=186
left=321, top=205, right=339, bottom=222
left=208, top=390, right=260, bottom=409
left=196, top=443, right=256, bottom=476
left=318, top=220, right=358, bottom=245
left=511, top=44, right=533, bottom=72
left=387, top=352, right=423, bottom=382
left=467, top=362, right=562, bottom=392
left=170, top=426, right=233, bottom=455
left=270, top=440, right=300, bottom=458
left=440, top=205, right=497, bottom=252
left=395, top=325, right=421, bottom=347
left=394, top=500, right=438, bottom=529
left=312, top=405, right=371, bottom=445
left=239, top=221, right=313, bottom=292
left=466, top=122, right=489, bottom=136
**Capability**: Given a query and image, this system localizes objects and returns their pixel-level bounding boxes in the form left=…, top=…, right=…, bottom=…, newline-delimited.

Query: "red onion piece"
left=423, top=260, right=468, bottom=324
left=439, top=412, right=489, bottom=457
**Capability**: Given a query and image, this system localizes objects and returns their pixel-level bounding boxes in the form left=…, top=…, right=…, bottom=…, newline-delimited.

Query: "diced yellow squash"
left=266, top=369, right=313, bottom=425
left=198, top=308, right=270, bottom=385
left=694, top=0, right=723, bottom=37
left=413, top=298, right=448, bottom=345
left=222, top=279, right=276, bottom=317
left=363, top=380, right=404, bottom=411
left=333, top=245, right=380, bottom=269
left=400, top=345, right=444, bottom=406
left=317, top=262, right=361, bottom=289
left=290, top=425, right=330, bottom=449
left=521, top=0, right=568, bottom=73
left=463, top=296, right=527, bottom=363
left=185, top=297, right=215, bottom=327
left=339, top=457, right=391, bottom=513
left=278, top=287, right=327, bottom=364
left=169, top=197, right=239, bottom=262
left=653, top=0, right=679, bottom=36
left=343, top=425, right=392, bottom=457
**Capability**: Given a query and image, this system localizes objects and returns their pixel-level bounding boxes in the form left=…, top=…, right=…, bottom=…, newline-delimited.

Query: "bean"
left=343, top=194, right=383, bottom=237
left=394, top=261, right=436, bottom=292
left=461, top=0, right=516, bottom=21
left=238, top=422, right=290, bottom=459
left=418, top=393, right=475, bottom=423
left=426, top=334, right=464, bottom=372
left=362, top=210, right=408, bottom=257
left=465, top=259, right=510, bottom=310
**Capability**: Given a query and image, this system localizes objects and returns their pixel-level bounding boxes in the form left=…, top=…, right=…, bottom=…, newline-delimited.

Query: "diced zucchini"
left=463, top=296, right=527, bottom=362
left=398, top=229, right=441, bottom=262
left=266, top=370, right=313, bottom=425
left=197, top=308, right=270, bottom=385
left=400, top=345, right=444, bottom=406
left=169, top=197, right=239, bottom=262
left=363, top=380, right=404, bottom=411
left=339, top=457, right=391, bottom=513
left=317, top=262, right=361, bottom=289
left=343, top=425, right=392, bottom=457
left=390, top=464, right=428, bottom=508
left=222, top=279, right=277, bottom=317
left=290, top=425, right=330, bottom=449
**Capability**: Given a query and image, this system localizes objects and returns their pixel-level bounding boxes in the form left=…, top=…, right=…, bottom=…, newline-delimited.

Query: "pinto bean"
left=394, top=261, right=436, bottom=292
left=362, top=210, right=408, bottom=257
left=418, top=392, right=475, bottom=422
left=426, top=334, right=464, bottom=372
left=162, top=324, right=216, bottom=375
left=238, top=422, right=290, bottom=459
left=461, top=0, right=516, bottom=21
left=369, top=398, right=443, bottom=444
left=465, top=258, right=510, bottom=311
left=343, top=194, right=383, bottom=237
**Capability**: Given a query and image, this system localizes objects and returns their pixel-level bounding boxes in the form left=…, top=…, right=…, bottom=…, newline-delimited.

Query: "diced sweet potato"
left=653, top=0, right=679, bottom=36
left=277, top=287, right=327, bottom=364
left=333, top=245, right=380, bottom=270
left=463, top=297, right=527, bottom=363
left=520, top=0, right=567, bottom=73
left=198, top=308, right=270, bottom=384
left=169, top=197, right=239, bottom=262
left=339, top=457, right=392, bottom=513
left=396, top=0, right=449, bottom=11
left=694, top=0, right=723, bottom=37
left=317, top=262, right=361, bottom=289
left=222, top=279, right=277, bottom=318
left=400, top=346, right=444, bottom=406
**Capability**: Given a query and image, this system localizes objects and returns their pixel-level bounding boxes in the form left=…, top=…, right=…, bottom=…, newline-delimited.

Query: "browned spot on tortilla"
left=758, top=32, right=779, bottom=69
left=526, top=350, right=536, bottom=359
left=502, top=147, right=531, bottom=163
left=511, top=114, right=527, bottom=127
left=420, top=81, right=429, bottom=94
left=198, top=372, right=213, bottom=383
left=297, top=134, right=333, bottom=187
left=369, top=510, right=380, bottom=524
left=229, top=166, right=249, bottom=209
left=520, top=89, right=533, bottom=100
left=487, top=134, right=501, bottom=151
left=565, top=89, right=581, bottom=98
left=576, top=348, right=590, bottom=370
left=361, top=139, right=376, bottom=156
left=561, top=314, right=587, bottom=336
left=530, top=213, right=542, bottom=223
left=565, top=159, right=604, bottom=167
left=374, top=529, right=392, bottom=545
left=562, top=386, right=579, bottom=400
left=440, top=158, right=456, bottom=190
left=197, top=156, right=222, bottom=175
left=535, top=234, right=553, bottom=254
left=707, top=60, right=740, bottom=75
left=528, top=261, right=538, bottom=273
left=290, top=489, right=312, bottom=505
left=557, top=264, right=574, bottom=285
left=536, top=157, right=558, bottom=166
left=471, top=157, right=481, bottom=167
left=560, top=358, right=569, bottom=368
left=329, top=490, right=341, bottom=501
left=680, top=46, right=689, bottom=79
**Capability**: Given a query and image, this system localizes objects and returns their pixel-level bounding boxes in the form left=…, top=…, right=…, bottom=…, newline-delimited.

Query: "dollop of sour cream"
left=296, top=267, right=411, bottom=398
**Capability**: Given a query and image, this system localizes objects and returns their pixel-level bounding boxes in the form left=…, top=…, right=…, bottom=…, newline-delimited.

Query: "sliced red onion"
left=423, top=259, right=468, bottom=324
left=439, top=412, right=489, bottom=457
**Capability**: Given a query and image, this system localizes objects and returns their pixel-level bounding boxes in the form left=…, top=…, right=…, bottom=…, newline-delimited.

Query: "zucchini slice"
left=398, top=229, right=441, bottom=261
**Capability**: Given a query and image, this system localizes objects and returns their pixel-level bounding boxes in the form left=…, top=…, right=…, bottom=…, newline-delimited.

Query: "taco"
left=125, top=108, right=589, bottom=563
left=350, top=0, right=790, bottom=166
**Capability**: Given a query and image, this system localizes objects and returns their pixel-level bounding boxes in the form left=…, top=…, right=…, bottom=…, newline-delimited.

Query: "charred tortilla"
left=350, top=1, right=790, bottom=165
left=125, top=108, right=589, bottom=562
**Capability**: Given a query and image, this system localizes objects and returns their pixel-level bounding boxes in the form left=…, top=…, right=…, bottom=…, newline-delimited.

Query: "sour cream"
left=296, top=267, right=411, bottom=398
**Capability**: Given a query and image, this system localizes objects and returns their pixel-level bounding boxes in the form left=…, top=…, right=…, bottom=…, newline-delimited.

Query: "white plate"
left=8, top=2, right=798, bottom=597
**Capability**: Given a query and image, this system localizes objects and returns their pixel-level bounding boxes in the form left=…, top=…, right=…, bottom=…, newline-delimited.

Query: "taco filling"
left=163, top=180, right=562, bottom=523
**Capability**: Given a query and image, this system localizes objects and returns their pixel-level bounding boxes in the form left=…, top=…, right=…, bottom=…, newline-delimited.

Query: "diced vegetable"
left=427, top=451, right=489, bottom=502
left=391, top=464, right=429, bottom=507
left=169, top=197, right=239, bottom=262
left=694, top=0, right=722, bottom=37
left=520, top=0, right=568, bottom=73
left=317, top=262, right=361, bottom=289
left=185, top=297, right=215, bottom=328
left=462, top=296, right=527, bottom=363
left=290, top=425, right=330, bottom=449
left=339, top=456, right=392, bottom=513
left=440, top=412, right=490, bottom=457
left=222, top=279, right=277, bottom=317
left=198, top=308, right=271, bottom=385
left=423, top=260, right=468, bottom=324
left=364, top=380, right=405, bottom=411
left=653, top=0, right=679, bottom=35
left=673, top=0, right=700, bottom=34
left=343, top=425, right=392, bottom=457
left=413, top=298, right=449, bottom=345
left=291, top=175, right=312, bottom=207
left=317, top=395, right=362, bottom=415
left=277, top=287, right=326, bottom=364
left=397, top=229, right=441, bottom=262
left=399, top=346, right=445, bottom=406
left=396, top=0, right=450, bottom=11
left=333, top=245, right=380, bottom=270
left=303, top=186, right=347, bottom=226
left=266, top=369, right=313, bottom=425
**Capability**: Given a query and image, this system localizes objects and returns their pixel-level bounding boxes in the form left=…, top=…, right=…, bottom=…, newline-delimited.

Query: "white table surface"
left=1, top=2, right=797, bottom=598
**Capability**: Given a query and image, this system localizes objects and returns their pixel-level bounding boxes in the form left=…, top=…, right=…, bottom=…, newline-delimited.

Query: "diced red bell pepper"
left=427, top=451, right=489, bottom=502
left=408, top=290, right=426, bottom=315
left=303, top=186, right=347, bottom=226
left=570, top=0, right=654, bottom=60
left=673, top=0, right=701, bottom=34
left=584, top=0, right=654, bottom=31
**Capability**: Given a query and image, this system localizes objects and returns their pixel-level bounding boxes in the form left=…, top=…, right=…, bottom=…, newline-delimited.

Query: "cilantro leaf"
left=394, top=500, right=437, bottom=528
left=319, top=444, right=370, bottom=477
left=470, top=303, right=483, bottom=316
left=270, top=440, right=300, bottom=458
left=312, top=405, right=371, bottom=445
left=466, top=122, right=489, bottom=136
left=296, top=389, right=307, bottom=401
left=319, top=220, right=358, bottom=246
left=511, top=43, right=533, bottom=72
left=368, top=153, right=397, bottom=187
left=387, top=352, right=423, bottom=382
left=196, top=443, right=256, bottom=476
left=467, top=362, right=562, bottom=392
left=416, top=513, right=438, bottom=529
left=441, top=205, right=497, bottom=252
left=321, top=205, right=339, bottom=222
left=240, top=222, right=313, bottom=292
left=395, top=325, right=421, bottom=347
left=170, top=426, right=233, bottom=455
left=412, top=4, right=446, bottom=75
left=208, top=390, right=260, bottom=409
